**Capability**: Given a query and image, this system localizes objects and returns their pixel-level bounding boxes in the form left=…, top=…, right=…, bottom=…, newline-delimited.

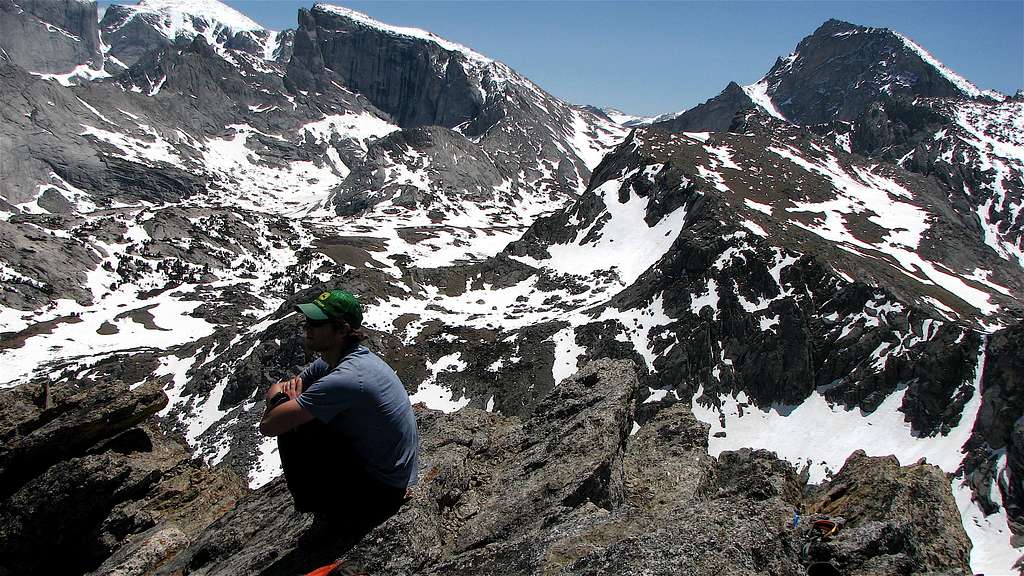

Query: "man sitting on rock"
left=260, top=289, right=418, bottom=537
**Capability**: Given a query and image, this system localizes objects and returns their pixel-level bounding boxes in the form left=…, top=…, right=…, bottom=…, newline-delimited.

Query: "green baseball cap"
left=296, top=289, right=363, bottom=327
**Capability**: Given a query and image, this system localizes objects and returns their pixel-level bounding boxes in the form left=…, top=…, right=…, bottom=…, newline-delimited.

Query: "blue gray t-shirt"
left=296, top=345, right=419, bottom=489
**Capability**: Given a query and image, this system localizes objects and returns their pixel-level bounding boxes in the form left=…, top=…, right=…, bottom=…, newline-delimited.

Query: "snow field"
left=549, top=325, right=585, bottom=384
left=80, top=123, right=184, bottom=166
left=741, top=80, right=788, bottom=122
left=691, top=341, right=1021, bottom=572
left=770, top=144, right=1001, bottom=317
left=33, top=64, right=112, bottom=86
left=0, top=223, right=218, bottom=388
left=953, top=101, right=1024, bottom=268
left=104, top=0, right=277, bottom=64
left=408, top=352, right=470, bottom=412
left=199, top=124, right=345, bottom=215
left=250, top=434, right=281, bottom=489
left=544, top=165, right=688, bottom=285
left=595, top=293, right=675, bottom=372
left=955, top=453, right=1021, bottom=574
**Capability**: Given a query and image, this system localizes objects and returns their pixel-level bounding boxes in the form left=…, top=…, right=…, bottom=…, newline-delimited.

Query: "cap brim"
left=296, top=302, right=329, bottom=321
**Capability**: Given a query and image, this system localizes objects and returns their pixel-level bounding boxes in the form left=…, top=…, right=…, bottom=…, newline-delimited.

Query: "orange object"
left=305, top=560, right=343, bottom=576
left=813, top=519, right=839, bottom=538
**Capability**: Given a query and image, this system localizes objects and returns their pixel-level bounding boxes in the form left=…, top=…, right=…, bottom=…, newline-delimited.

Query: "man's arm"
left=259, top=376, right=316, bottom=436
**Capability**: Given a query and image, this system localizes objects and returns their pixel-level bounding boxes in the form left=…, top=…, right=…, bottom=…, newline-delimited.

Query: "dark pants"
left=278, top=418, right=406, bottom=536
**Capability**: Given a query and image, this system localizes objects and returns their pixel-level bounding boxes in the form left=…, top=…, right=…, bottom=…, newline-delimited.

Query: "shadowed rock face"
left=154, top=359, right=969, bottom=576
left=764, top=19, right=969, bottom=126
left=286, top=6, right=484, bottom=130
left=654, top=81, right=755, bottom=134
left=99, top=4, right=175, bottom=68
left=330, top=126, right=509, bottom=217
left=963, top=325, right=1024, bottom=533
left=0, top=379, right=246, bottom=576
left=0, top=0, right=103, bottom=73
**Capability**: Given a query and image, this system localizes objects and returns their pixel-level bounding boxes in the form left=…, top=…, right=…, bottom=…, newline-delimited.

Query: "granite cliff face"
left=0, top=0, right=103, bottom=74
left=286, top=5, right=484, bottom=129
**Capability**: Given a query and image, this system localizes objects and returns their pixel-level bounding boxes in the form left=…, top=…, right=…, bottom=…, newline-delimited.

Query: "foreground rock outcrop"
left=155, top=359, right=970, bottom=576
left=0, top=379, right=246, bottom=576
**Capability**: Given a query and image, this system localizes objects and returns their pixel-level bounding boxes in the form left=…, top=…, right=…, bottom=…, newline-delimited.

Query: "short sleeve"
left=296, top=366, right=357, bottom=424
left=298, top=360, right=327, bottom=390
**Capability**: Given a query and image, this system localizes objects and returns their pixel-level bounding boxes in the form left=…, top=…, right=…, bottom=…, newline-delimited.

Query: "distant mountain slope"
left=290, top=4, right=626, bottom=222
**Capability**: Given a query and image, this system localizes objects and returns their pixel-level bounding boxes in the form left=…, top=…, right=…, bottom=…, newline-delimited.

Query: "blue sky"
left=108, top=1, right=1023, bottom=117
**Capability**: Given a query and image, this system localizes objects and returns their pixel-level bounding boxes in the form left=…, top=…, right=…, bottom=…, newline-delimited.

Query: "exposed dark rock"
left=0, top=379, right=167, bottom=497
left=963, top=324, right=1024, bottom=530
left=762, top=19, right=973, bottom=125
left=287, top=5, right=484, bottom=129
left=653, top=81, right=755, bottom=133
left=329, top=126, right=506, bottom=216
left=849, top=96, right=948, bottom=160
left=654, top=18, right=986, bottom=136
left=99, top=4, right=176, bottom=68
left=900, top=325, right=983, bottom=435
left=848, top=96, right=1024, bottom=274
left=806, top=450, right=972, bottom=574
left=0, top=379, right=246, bottom=576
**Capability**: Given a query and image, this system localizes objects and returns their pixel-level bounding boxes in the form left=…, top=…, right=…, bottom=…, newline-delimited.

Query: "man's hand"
left=260, top=376, right=314, bottom=437
left=265, top=376, right=302, bottom=402
left=281, top=376, right=302, bottom=400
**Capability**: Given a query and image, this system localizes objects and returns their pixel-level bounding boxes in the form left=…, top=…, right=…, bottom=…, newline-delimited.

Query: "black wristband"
left=269, top=391, right=290, bottom=409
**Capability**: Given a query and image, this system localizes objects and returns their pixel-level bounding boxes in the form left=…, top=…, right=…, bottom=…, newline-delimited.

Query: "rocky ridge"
left=142, top=360, right=970, bottom=575
left=0, top=378, right=245, bottom=576
left=658, top=19, right=999, bottom=134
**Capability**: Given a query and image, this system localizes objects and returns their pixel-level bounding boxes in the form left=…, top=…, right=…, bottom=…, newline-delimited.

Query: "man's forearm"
left=259, top=398, right=315, bottom=436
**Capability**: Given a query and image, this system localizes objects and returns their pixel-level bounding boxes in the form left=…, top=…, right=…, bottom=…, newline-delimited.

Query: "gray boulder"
left=0, top=379, right=246, bottom=576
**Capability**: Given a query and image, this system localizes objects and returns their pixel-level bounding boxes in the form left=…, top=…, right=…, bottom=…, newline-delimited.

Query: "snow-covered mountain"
left=0, top=2, right=1022, bottom=573
left=100, top=0, right=288, bottom=68
left=288, top=4, right=626, bottom=224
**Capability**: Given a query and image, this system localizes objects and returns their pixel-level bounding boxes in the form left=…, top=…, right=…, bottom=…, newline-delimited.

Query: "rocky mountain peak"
left=101, top=0, right=282, bottom=67
left=654, top=80, right=756, bottom=133
left=288, top=3, right=507, bottom=129
left=103, top=0, right=266, bottom=38
left=759, top=18, right=988, bottom=124
left=655, top=17, right=1000, bottom=133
